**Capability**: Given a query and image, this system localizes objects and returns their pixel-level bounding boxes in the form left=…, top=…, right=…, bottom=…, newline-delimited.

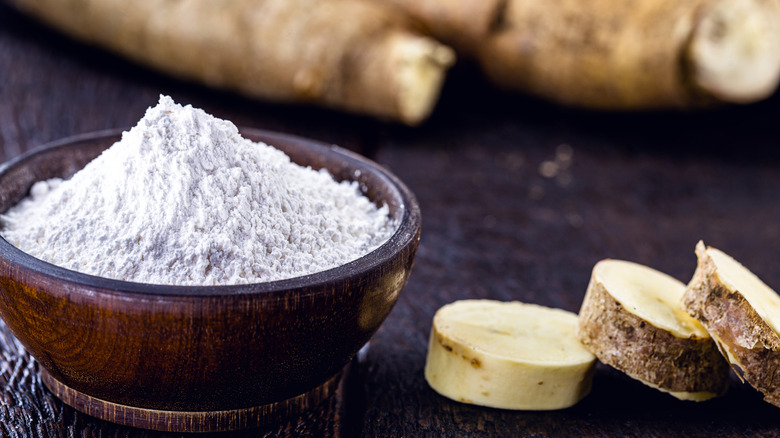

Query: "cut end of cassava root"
left=578, top=260, right=730, bottom=401
left=682, top=241, right=780, bottom=407
left=687, top=0, right=780, bottom=104
left=392, top=35, right=456, bottom=125
left=377, top=0, right=504, bottom=57
left=425, top=300, right=596, bottom=411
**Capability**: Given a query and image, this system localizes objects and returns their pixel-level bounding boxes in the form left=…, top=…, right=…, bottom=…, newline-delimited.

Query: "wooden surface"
left=2, top=2, right=780, bottom=436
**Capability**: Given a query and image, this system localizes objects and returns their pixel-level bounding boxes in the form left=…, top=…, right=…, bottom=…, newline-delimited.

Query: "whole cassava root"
left=7, top=0, right=455, bottom=125
left=383, top=0, right=780, bottom=109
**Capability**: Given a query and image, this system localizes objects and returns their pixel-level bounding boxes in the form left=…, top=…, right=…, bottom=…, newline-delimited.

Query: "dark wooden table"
left=3, top=3, right=780, bottom=437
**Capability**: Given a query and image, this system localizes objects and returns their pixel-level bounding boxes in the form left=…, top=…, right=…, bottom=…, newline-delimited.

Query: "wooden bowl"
left=0, top=129, right=421, bottom=432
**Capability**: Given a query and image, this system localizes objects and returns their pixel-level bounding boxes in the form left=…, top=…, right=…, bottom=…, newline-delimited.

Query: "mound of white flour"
left=0, top=96, right=395, bottom=285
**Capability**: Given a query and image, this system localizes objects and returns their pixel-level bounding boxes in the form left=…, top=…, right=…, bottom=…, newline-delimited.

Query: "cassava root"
left=382, top=0, right=780, bottom=109
left=7, top=0, right=455, bottom=125
left=578, top=260, right=730, bottom=400
left=682, top=241, right=780, bottom=407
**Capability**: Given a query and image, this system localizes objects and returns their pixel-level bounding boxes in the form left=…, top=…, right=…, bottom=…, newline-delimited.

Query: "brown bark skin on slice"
left=682, top=241, right=780, bottom=407
left=578, top=260, right=730, bottom=400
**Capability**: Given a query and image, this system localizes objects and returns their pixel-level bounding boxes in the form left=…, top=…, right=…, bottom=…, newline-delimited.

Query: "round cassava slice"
left=682, top=241, right=780, bottom=407
left=578, top=259, right=730, bottom=401
left=424, top=300, right=596, bottom=410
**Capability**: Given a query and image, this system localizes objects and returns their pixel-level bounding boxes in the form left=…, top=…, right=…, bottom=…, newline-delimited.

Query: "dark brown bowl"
left=0, top=129, right=420, bottom=432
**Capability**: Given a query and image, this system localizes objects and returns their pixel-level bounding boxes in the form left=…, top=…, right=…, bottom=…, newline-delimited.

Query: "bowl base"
left=39, top=367, right=341, bottom=432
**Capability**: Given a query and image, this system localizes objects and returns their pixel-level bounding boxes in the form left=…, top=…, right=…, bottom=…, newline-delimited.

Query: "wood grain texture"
left=4, top=0, right=780, bottom=436
left=356, top=75, right=780, bottom=436
left=0, top=129, right=419, bottom=432
left=0, top=317, right=354, bottom=436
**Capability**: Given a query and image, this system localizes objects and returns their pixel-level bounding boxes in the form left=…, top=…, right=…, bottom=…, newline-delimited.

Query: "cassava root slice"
left=578, top=260, right=730, bottom=401
left=425, top=300, right=596, bottom=410
left=7, top=0, right=455, bottom=125
left=383, top=0, right=780, bottom=109
left=682, top=241, right=780, bottom=407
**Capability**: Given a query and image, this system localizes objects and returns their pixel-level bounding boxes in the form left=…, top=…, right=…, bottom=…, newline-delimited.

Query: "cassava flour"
left=0, top=95, right=396, bottom=286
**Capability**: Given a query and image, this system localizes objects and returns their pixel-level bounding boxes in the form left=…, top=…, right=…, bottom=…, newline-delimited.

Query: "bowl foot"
left=39, top=367, right=341, bottom=432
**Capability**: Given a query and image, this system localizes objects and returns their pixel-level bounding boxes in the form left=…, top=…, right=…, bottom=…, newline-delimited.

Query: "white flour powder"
left=1, top=96, right=395, bottom=285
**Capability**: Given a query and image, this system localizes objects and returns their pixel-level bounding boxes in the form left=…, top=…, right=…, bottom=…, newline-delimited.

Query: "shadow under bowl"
left=0, top=128, right=421, bottom=432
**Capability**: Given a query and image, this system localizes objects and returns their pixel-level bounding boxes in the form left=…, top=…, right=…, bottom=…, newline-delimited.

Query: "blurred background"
left=2, top=0, right=780, bottom=436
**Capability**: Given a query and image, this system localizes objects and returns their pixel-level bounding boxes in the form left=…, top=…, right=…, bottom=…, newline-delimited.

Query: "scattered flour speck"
left=0, top=96, right=396, bottom=286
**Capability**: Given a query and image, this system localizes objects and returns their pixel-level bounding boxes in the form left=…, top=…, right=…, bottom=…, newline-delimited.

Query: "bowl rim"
left=0, top=128, right=421, bottom=298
